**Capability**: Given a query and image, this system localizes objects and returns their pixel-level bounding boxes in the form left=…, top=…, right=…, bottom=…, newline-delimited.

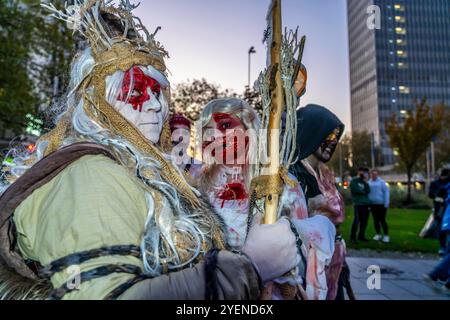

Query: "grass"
left=340, top=207, right=440, bottom=254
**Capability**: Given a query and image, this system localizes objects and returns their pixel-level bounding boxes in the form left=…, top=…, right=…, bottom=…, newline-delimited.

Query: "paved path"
left=347, top=257, right=450, bottom=300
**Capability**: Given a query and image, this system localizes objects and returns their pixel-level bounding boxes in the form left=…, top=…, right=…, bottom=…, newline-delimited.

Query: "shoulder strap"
left=0, top=142, right=116, bottom=280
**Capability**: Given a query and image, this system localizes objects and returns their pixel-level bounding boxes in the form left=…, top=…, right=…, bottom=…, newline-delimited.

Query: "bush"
left=339, top=187, right=352, bottom=205
left=338, top=186, right=432, bottom=209
left=389, top=187, right=432, bottom=209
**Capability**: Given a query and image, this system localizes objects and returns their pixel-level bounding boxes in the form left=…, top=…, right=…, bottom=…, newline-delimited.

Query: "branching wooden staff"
left=263, top=0, right=284, bottom=224
left=251, top=0, right=307, bottom=300
left=252, top=0, right=307, bottom=225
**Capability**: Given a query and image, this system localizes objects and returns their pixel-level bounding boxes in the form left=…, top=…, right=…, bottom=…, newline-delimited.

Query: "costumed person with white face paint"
left=0, top=0, right=300, bottom=300
left=290, top=104, right=355, bottom=300
left=168, top=113, right=200, bottom=175
left=195, top=98, right=338, bottom=300
left=197, top=98, right=308, bottom=250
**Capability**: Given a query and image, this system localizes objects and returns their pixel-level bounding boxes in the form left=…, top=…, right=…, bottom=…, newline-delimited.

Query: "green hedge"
left=339, top=186, right=432, bottom=209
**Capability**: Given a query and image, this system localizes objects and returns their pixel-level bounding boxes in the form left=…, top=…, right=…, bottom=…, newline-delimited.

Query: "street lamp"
left=248, top=46, right=256, bottom=88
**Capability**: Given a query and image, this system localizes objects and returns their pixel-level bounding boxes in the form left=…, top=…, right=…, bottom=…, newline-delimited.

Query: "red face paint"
left=212, top=113, right=243, bottom=133
left=118, top=66, right=161, bottom=112
left=202, top=113, right=248, bottom=163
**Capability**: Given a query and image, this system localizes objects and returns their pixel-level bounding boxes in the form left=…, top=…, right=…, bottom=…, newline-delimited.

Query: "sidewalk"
left=347, top=256, right=450, bottom=300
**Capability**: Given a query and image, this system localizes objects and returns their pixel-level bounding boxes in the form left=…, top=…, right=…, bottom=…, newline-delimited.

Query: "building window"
left=395, top=16, right=405, bottom=23
left=396, top=38, right=406, bottom=46
left=395, top=27, right=406, bottom=35
left=397, top=50, right=407, bottom=57
left=394, top=4, right=404, bottom=11
left=399, top=86, right=410, bottom=94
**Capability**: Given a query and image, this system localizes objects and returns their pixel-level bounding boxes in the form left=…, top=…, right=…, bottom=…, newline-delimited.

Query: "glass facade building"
left=347, top=0, right=450, bottom=165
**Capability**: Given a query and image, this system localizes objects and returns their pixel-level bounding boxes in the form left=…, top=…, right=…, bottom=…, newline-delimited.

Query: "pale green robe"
left=13, top=154, right=149, bottom=299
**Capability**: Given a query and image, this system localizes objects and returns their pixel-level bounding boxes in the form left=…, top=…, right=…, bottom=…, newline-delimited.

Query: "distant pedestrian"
left=368, top=170, right=390, bottom=243
left=425, top=181, right=450, bottom=294
left=429, top=169, right=450, bottom=256
left=350, top=167, right=371, bottom=243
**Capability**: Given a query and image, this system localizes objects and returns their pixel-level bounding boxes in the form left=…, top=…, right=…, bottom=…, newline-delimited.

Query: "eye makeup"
left=212, top=113, right=242, bottom=132
left=118, top=66, right=161, bottom=112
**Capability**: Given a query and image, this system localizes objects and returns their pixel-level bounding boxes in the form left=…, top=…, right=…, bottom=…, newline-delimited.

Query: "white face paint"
left=115, top=89, right=164, bottom=144
left=110, top=66, right=169, bottom=144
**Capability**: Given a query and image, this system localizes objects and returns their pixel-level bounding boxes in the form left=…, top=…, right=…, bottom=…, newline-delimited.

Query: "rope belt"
left=41, top=244, right=147, bottom=300
left=48, top=264, right=143, bottom=300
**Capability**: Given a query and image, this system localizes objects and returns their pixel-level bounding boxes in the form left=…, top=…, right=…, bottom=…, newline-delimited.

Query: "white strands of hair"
left=1, top=47, right=205, bottom=276
left=0, top=138, right=49, bottom=196
left=72, top=100, right=106, bottom=138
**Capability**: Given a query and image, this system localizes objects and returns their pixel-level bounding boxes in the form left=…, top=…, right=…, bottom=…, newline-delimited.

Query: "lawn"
left=340, top=207, right=440, bottom=254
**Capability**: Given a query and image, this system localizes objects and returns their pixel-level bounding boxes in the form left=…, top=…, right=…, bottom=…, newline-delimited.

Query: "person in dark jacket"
left=349, top=167, right=371, bottom=243
left=290, top=104, right=355, bottom=300
left=425, top=181, right=450, bottom=293
left=429, top=169, right=450, bottom=255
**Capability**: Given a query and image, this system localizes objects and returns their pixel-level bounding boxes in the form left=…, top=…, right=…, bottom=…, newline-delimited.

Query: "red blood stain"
left=217, top=182, right=248, bottom=208
left=118, top=66, right=161, bottom=112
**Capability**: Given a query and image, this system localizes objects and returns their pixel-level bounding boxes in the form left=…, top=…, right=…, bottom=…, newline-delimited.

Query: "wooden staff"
left=263, top=0, right=284, bottom=225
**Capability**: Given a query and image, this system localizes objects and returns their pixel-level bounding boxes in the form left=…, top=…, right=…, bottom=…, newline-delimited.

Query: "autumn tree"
left=433, top=120, right=450, bottom=170
left=0, top=0, right=75, bottom=138
left=242, top=85, right=263, bottom=116
left=328, top=133, right=352, bottom=178
left=386, top=99, right=444, bottom=203
left=414, top=105, right=450, bottom=173
left=35, top=0, right=75, bottom=111
left=328, top=130, right=378, bottom=178
left=0, top=0, right=36, bottom=135
left=171, top=78, right=237, bottom=121
left=350, top=130, right=374, bottom=170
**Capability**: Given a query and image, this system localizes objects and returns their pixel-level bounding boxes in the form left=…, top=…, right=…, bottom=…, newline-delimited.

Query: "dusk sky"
left=135, top=0, right=351, bottom=130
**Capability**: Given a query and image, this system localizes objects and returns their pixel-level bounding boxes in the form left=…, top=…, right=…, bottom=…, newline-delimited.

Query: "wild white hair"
left=0, top=47, right=204, bottom=277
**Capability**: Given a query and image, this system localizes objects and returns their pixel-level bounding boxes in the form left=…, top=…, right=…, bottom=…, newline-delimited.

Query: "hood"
left=295, top=104, right=345, bottom=160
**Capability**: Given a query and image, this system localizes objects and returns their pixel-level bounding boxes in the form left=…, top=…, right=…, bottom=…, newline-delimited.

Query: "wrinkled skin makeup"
left=202, top=113, right=248, bottom=165
left=114, top=66, right=165, bottom=144
left=313, top=129, right=340, bottom=163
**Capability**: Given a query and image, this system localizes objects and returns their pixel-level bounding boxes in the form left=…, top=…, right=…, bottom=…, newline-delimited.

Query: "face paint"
left=202, top=113, right=247, bottom=165
left=114, top=66, right=167, bottom=144
left=212, top=113, right=243, bottom=132
left=118, top=66, right=161, bottom=112
left=315, top=128, right=341, bottom=163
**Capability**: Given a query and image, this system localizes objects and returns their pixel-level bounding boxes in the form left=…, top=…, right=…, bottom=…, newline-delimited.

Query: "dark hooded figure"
left=290, top=104, right=354, bottom=300
left=291, top=104, right=345, bottom=202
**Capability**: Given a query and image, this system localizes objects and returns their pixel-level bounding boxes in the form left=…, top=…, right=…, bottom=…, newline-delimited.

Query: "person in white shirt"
left=368, top=170, right=390, bottom=243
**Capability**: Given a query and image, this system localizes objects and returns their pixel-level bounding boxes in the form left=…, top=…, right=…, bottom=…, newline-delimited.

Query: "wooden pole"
left=263, top=0, right=283, bottom=225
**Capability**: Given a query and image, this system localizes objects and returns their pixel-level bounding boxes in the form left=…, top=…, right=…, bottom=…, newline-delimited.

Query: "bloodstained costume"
left=290, top=104, right=354, bottom=300
left=196, top=98, right=336, bottom=300
left=0, top=0, right=262, bottom=300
